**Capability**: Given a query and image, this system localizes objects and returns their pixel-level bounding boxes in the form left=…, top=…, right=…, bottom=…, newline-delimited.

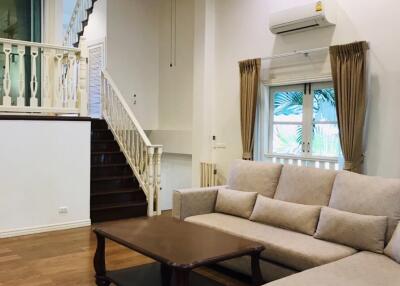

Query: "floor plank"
left=0, top=221, right=249, bottom=285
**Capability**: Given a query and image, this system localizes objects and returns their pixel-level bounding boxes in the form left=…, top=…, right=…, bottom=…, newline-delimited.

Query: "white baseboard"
left=0, top=219, right=92, bottom=238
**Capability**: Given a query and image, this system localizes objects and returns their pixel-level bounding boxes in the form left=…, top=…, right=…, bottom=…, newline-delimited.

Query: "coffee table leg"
left=251, top=252, right=263, bottom=286
left=174, top=269, right=190, bottom=286
left=94, top=232, right=110, bottom=286
left=161, top=263, right=172, bottom=286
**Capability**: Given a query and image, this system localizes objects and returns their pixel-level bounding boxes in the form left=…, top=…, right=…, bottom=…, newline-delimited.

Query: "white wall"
left=106, top=0, right=160, bottom=130
left=199, top=0, right=400, bottom=180
left=0, top=120, right=91, bottom=237
left=44, top=0, right=64, bottom=45
left=160, top=154, right=192, bottom=210
left=158, top=0, right=194, bottom=131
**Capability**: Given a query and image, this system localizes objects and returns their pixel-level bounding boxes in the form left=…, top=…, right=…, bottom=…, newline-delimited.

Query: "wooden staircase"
left=91, top=119, right=147, bottom=223
left=73, top=0, right=97, bottom=47
left=64, top=0, right=99, bottom=47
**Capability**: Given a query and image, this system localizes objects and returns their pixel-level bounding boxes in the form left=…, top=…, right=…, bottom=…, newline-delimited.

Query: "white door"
left=88, top=42, right=104, bottom=118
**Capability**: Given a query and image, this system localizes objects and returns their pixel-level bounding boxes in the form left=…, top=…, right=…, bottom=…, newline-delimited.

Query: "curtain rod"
left=261, top=42, right=370, bottom=61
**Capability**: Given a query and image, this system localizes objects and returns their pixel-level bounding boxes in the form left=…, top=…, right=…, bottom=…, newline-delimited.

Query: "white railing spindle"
left=29, top=46, right=39, bottom=107
left=17, top=45, right=25, bottom=107
left=2, top=43, right=12, bottom=107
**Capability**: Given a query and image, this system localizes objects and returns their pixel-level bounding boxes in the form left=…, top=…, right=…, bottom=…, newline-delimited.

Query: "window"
left=0, top=0, right=42, bottom=105
left=268, top=82, right=340, bottom=159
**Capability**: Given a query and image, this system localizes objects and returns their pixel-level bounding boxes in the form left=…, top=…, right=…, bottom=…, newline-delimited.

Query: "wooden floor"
left=0, top=221, right=249, bottom=286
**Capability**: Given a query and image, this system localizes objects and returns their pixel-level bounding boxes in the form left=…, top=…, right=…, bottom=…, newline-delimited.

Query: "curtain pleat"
left=329, top=41, right=368, bottom=173
left=239, top=58, right=261, bottom=160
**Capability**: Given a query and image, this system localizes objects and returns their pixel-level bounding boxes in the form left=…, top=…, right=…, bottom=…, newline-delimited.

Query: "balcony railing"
left=0, top=37, right=88, bottom=116
left=265, top=154, right=340, bottom=171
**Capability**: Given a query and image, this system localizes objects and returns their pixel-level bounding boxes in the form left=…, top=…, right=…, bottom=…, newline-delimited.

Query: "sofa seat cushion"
left=274, top=165, right=337, bottom=206
left=185, top=213, right=357, bottom=271
left=266, top=251, right=400, bottom=286
left=227, top=160, right=283, bottom=198
left=329, top=171, right=400, bottom=242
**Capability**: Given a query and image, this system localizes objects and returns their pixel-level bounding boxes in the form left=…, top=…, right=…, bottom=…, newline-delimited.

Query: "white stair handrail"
left=101, top=70, right=163, bottom=216
left=101, top=70, right=151, bottom=146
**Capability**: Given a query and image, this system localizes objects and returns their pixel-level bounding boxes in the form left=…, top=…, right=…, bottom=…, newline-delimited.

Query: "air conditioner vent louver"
left=276, top=23, right=319, bottom=34
left=269, top=1, right=336, bottom=35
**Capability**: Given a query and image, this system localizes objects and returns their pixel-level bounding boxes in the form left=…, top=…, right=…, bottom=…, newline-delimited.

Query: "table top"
left=93, top=216, right=264, bottom=269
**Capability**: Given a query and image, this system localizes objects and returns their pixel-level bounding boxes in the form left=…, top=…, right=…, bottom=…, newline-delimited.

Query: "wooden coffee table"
left=93, top=216, right=265, bottom=286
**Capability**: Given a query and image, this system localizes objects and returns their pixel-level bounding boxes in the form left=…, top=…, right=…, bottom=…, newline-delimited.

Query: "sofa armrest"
left=172, top=186, right=227, bottom=220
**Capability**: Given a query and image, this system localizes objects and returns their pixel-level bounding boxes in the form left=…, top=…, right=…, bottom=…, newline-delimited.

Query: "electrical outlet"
left=58, top=207, right=68, bottom=215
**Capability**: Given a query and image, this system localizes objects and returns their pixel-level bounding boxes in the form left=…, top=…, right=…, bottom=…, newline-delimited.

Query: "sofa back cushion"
left=215, top=188, right=257, bottom=219
left=273, top=165, right=337, bottom=206
left=227, top=160, right=283, bottom=198
left=314, top=207, right=387, bottom=253
left=250, top=195, right=321, bottom=235
left=329, top=171, right=400, bottom=242
left=385, top=223, right=400, bottom=263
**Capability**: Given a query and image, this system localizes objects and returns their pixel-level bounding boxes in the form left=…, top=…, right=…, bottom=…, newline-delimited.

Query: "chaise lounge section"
left=172, top=160, right=400, bottom=285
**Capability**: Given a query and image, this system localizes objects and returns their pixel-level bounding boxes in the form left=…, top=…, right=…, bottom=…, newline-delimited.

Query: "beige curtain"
left=329, top=41, right=368, bottom=173
left=239, top=58, right=261, bottom=160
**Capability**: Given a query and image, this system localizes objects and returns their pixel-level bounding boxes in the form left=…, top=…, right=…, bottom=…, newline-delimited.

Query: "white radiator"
left=200, top=162, right=217, bottom=187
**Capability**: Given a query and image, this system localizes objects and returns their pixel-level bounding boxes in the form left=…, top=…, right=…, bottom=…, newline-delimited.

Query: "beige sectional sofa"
left=172, top=160, right=400, bottom=285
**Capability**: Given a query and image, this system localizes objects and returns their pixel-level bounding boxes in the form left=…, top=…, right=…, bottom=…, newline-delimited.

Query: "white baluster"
left=154, top=147, right=162, bottom=215
left=62, top=56, right=68, bottom=106
left=2, top=43, right=12, bottom=106
left=30, top=46, right=39, bottom=107
left=78, top=37, right=88, bottom=116
left=147, top=146, right=155, bottom=217
left=54, top=52, right=64, bottom=108
left=42, top=48, right=51, bottom=108
left=67, top=52, right=77, bottom=108
left=17, top=45, right=25, bottom=107
left=135, top=130, right=140, bottom=166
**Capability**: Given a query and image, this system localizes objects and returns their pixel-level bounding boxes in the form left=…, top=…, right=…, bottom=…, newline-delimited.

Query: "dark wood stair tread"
left=91, top=201, right=147, bottom=212
left=91, top=175, right=134, bottom=182
left=91, top=188, right=141, bottom=197
left=92, top=139, right=115, bottom=143
left=91, top=150, right=122, bottom=154
left=91, top=163, right=129, bottom=168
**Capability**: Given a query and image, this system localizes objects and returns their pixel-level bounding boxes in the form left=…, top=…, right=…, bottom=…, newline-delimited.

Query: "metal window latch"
left=302, top=142, right=305, bottom=152
left=307, top=142, right=310, bottom=153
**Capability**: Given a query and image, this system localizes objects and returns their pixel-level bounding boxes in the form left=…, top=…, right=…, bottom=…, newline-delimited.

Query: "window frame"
left=266, top=80, right=340, bottom=161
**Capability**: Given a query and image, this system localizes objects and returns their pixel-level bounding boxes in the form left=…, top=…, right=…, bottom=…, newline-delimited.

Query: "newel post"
left=78, top=36, right=88, bottom=116
left=154, top=146, right=163, bottom=215
left=147, top=146, right=155, bottom=217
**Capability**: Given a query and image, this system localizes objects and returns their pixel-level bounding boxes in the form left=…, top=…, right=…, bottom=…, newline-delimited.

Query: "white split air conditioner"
left=269, top=0, right=337, bottom=35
